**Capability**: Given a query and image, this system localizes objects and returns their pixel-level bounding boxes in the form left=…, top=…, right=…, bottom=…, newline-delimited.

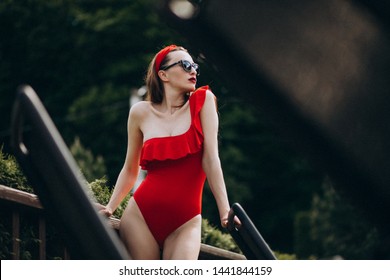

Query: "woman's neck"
left=162, top=89, right=187, bottom=111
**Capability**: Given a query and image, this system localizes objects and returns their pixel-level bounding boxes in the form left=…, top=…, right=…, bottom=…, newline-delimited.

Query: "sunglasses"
left=160, top=60, right=200, bottom=76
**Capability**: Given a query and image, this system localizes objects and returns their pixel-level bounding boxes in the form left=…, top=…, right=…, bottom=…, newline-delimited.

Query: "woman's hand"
left=220, top=212, right=241, bottom=229
left=221, top=217, right=229, bottom=228
left=94, top=203, right=113, bottom=217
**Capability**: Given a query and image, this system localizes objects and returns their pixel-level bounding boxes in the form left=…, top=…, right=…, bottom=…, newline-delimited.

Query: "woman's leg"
left=119, top=198, right=160, bottom=260
left=162, top=214, right=202, bottom=260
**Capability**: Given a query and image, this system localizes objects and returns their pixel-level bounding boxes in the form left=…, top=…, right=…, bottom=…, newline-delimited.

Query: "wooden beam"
left=199, top=244, right=246, bottom=260
left=0, top=185, right=42, bottom=209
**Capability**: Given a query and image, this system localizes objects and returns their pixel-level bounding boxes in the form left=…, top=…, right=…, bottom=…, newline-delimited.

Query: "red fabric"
left=154, top=45, right=177, bottom=73
left=134, top=86, right=208, bottom=248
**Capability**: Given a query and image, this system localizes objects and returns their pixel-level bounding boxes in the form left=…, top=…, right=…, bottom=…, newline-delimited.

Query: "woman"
left=100, top=45, right=233, bottom=260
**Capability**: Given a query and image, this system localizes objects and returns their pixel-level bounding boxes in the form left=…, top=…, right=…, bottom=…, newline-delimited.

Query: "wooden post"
left=12, top=211, right=20, bottom=260
left=38, top=216, right=46, bottom=259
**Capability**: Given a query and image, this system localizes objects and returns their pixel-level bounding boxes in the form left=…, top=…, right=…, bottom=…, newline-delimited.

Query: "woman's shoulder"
left=129, top=101, right=151, bottom=120
left=131, top=100, right=151, bottom=111
left=205, top=88, right=216, bottom=99
left=203, top=88, right=217, bottom=109
left=191, top=86, right=215, bottom=104
left=193, top=85, right=215, bottom=97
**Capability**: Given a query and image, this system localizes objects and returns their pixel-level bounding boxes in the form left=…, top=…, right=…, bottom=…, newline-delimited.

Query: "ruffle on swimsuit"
left=139, top=85, right=208, bottom=169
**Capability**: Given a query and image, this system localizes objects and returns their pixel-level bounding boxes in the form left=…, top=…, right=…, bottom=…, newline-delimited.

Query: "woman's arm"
left=201, top=90, right=231, bottom=227
left=101, top=103, right=144, bottom=216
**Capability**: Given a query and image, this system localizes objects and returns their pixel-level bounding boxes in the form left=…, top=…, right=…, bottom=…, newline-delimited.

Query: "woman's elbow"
left=202, top=155, right=221, bottom=172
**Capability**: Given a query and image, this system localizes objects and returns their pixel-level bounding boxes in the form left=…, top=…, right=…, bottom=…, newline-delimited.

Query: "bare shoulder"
left=203, top=89, right=217, bottom=111
left=129, top=101, right=150, bottom=120
left=205, top=89, right=216, bottom=99
left=200, top=89, right=219, bottom=138
left=130, top=100, right=150, bottom=112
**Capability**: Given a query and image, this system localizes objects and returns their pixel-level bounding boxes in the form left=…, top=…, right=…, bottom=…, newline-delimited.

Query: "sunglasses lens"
left=181, top=60, right=199, bottom=75
left=181, top=60, right=192, bottom=72
left=193, top=64, right=199, bottom=75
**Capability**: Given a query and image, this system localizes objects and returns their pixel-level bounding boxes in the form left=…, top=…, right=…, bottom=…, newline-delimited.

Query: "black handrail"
left=10, top=85, right=130, bottom=260
left=228, top=203, right=276, bottom=260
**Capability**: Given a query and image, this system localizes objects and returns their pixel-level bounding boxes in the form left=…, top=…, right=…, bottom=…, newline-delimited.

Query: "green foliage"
left=0, top=146, right=32, bottom=193
left=0, top=221, right=11, bottom=259
left=88, top=177, right=129, bottom=219
left=201, top=219, right=241, bottom=253
left=294, top=178, right=389, bottom=259
left=273, top=251, right=297, bottom=260
left=66, top=83, right=131, bottom=182
left=70, top=136, right=107, bottom=182
left=0, top=0, right=180, bottom=180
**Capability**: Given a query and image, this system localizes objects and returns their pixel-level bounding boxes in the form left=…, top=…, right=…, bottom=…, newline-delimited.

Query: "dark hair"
left=145, top=46, right=189, bottom=104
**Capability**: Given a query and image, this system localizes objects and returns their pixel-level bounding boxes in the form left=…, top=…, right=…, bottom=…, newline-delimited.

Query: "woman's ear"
left=158, top=70, right=169, bottom=82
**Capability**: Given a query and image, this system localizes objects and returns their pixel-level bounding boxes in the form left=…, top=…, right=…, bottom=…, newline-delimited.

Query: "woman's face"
left=161, top=50, right=198, bottom=93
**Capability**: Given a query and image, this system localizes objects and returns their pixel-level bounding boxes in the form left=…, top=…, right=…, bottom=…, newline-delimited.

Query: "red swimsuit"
left=133, top=86, right=208, bottom=248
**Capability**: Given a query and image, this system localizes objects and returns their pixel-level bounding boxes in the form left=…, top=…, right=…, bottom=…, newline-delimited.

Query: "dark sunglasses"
left=160, top=60, right=200, bottom=76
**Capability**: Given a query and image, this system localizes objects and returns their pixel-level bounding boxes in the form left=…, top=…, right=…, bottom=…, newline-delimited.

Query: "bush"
left=88, top=177, right=130, bottom=219
left=0, top=146, right=32, bottom=192
left=201, top=219, right=241, bottom=253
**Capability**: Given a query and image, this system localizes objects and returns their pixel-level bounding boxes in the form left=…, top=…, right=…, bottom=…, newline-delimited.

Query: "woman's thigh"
left=162, top=214, right=202, bottom=260
left=119, top=198, right=160, bottom=260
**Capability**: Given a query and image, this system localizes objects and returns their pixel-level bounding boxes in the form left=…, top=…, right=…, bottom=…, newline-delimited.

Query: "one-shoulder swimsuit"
left=133, top=86, right=208, bottom=248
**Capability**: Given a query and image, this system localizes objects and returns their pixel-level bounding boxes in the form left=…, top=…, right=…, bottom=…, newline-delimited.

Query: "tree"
left=294, top=178, right=390, bottom=259
left=70, top=136, right=107, bottom=182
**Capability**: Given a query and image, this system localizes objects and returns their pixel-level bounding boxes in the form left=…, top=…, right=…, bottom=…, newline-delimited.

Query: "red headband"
left=155, top=45, right=177, bottom=73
